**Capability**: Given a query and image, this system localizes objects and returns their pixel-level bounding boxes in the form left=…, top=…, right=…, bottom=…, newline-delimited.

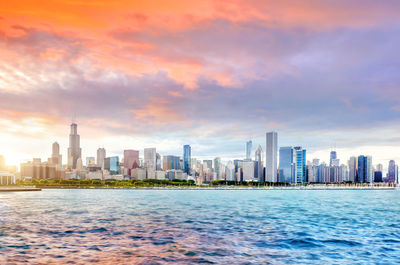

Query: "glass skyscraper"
left=294, top=146, right=306, bottom=184
left=266, top=131, right=278, bottom=182
left=183, top=145, right=191, bottom=174
left=246, top=140, right=252, bottom=160
left=279, top=146, right=294, bottom=183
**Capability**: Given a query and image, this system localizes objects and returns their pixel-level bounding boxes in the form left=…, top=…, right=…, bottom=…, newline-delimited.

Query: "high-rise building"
left=104, top=156, right=119, bottom=175
left=348, top=157, right=357, bottom=183
left=67, top=123, right=81, bottom=169
left=243, top=160, right=256, bottom=181
left=51, top=142, right=62, bottom=166
left=387, top=160, right=396, bottom=183
left=97, top=148, right=106, bottom=169
left=294, top=146, right=306, bottom=183
left=255, top=145, right=263, bottom=182
left=330, top=151, right=337, bottom=167
left=357, top=155, right=373, bottom=183
left=246, top=140, right=252, bottom=160
left=225, top=161, right=235, bottom=181
left=144, top=148, right=156, bottom=178
left=124, top=150, right=139, bottom=175
left=203, top=160, right=213, bottom=170
left=183, top=145, right=191, bottom=174
left=266, top=131, right=278, bottom=182
left=163, top=156, right=181, bottom=170
left=279, top=147, right=294, bottom=183
left=214, top=157, right=221, bottom=180
left=156, top=153, right=162, bottom=171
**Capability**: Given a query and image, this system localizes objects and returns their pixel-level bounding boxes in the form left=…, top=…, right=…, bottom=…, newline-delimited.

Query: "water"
left=1, top=189, right=400, bottom=264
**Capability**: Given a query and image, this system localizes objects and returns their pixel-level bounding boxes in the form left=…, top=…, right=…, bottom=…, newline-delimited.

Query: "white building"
left=0, top=171, right=16, bottom=185
left=243, top=160, right=256, bottom=181
left=266, top=131, right=278, bottom=182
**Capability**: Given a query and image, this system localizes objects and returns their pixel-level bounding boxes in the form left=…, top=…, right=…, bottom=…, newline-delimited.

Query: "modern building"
left=387, top=160, right=396, bottom=183
left=86, top=157, right=95, bottom=166
left=97, top=148, right=106, bottom=169
left=203, top=160, right=213, bottom=170
left=330, top=151, right=337, bottom=167
left=104, top=156, right=119, bottom=175
left=225, top=161, right=235, bottom=181
left=67, top=123, right=82, bottom=169
left=51, top=142, right=62, bottom=166
left=243, top=160, right=256, bottom=181
left=163, top=155, right=181, bottom=170
left=266, top=131, right=278, bottom=182
left=183, top=145, right=191, bottom=174
left=246, top=140, right=252, bottom=160
left=348, top=157, right=357, bottom=183
left=144, top=148, right=156, bottom=178
left=255, top=145, right=264, bottom=182
left=357, top=155, right=373, bottom=184
left=294, top=146, right=306, bottom=184
left=279, top=146, right=294, bottom=183
left=214, top=157, right=222, bottom=180
left=123, top=150, right=139, bottom=175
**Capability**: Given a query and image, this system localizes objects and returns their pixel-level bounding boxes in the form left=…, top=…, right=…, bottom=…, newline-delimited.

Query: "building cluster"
left=13, top=123, right=400, bottom=185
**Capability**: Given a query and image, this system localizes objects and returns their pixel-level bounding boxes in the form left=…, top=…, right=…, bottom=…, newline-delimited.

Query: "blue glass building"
left=294, top=146, right=306, bottom=184
left=279, top=147, right=294, bottom=183
left=183, top=145, right=191, bottom=174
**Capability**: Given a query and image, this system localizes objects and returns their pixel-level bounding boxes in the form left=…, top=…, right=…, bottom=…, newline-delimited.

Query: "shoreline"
left=35, top=186, right=396, bottom=190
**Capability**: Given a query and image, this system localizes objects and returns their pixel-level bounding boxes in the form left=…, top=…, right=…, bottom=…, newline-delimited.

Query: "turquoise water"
left=1, top=189, right=400, bottom=264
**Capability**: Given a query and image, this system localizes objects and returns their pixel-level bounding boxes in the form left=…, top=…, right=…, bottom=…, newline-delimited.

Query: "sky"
left=1, top=0, right=400, bottom=168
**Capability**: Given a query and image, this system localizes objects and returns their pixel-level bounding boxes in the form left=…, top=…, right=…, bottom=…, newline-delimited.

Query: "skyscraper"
left=97, top=148, right=106, bottom=169
left=357, top=155, right=373, bottom=184
left=388, top=160, right=396, bottom=183
left=294, top=146, right=306, bottom=183
left=348, top=157, right=357, bottom=183
left=144, top=148, right=156, bottom=178
left=163, top=155, right=181, bottom=170
left=124, top=150, right=139, bottom=175
left=330, top=151, right=337, bottom=167
left=183, top=145, right=191, bottom=174
left=246, top=140, right=252, bottom=160
left=279, top=146, right=294, bottom=183
left=51, top=141, right=62, bottom=166
left=255, top=145, right=263, bottom=182
left=214, top=157, right=221, bottom=180
left=266, top=131, right=278, bottom=182
left=67, top=123, right=81, bottom=169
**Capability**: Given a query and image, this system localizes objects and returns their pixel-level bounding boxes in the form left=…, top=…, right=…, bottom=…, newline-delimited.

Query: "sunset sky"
left=1, top=0, right=400, bottom=167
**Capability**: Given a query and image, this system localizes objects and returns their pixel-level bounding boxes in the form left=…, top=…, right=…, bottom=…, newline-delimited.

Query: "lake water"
left=1, top=189, right=399, bottom=264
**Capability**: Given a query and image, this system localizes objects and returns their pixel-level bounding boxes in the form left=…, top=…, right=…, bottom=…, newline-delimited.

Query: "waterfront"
left=1, top=190, right=400, bottom=264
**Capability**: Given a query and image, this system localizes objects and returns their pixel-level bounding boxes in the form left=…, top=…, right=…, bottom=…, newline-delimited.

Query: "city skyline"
left=1, top=1, right=400, bottom=167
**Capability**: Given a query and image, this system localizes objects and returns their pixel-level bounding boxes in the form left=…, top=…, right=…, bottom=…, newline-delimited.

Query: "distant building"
left=123, top=150, right=139, bottom=175
left=225, top=161, right=235, bottom=181
left=104, top=156, right=119, bottom=175
left=243, top=160, right=256, bottom=181
left=348, top=157, right=357, bottom=183
left=51, top=142, right=62, bottom=166
left=255, top=145, right=264, bottom=182
left=266, top=132, right=278, bottom=182
left=144, top=148, right=156, bottom=178
left=374, top=171, right=383, bottom=183
left=86, top=157, right=95, bottom=166
left=183, top=145, right=191, bottom=174
left=330, top=151, right=337, bottom=167
left=97, top=148, right=106, bottom=169
left=163, top=155, right=181, bottom=170
left=67, top=123, right=82, bottom=169
left=246, top=140, right=252, bottom=160
left=294, top=146, right=306, bottom=184
left=387, top=160, right=396, bottom=183
left=279, top=147, right=294, bottom=183
left=357, top=155, right=373, bottom=184
left=214, top=157, right=222, bottom=180
left=0, top=171, right=16, bottom=185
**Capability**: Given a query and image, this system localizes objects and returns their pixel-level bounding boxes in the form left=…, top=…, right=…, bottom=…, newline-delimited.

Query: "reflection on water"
left=0, top=190, right=400, bottom=264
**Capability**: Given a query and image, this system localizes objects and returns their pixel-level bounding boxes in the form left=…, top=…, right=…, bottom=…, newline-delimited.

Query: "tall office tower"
left=225, top=161, right=235, bottom=181
left=294, top=146, right=306, bottom=183
left=246, top=140, right=252, bottom=160
left=144, top=148, right=156, bottom=178
left=341, top=164, right=349, bottom=182
left=357, top=155, right=373, bottom=183
left=86, top=157, right=95, bottom=166
left=279, top=147, right=294, bottom=183
left=348, top=157, right=357, bottom=183
left=255, top=145, right=264, bottom=182
left=388, top=160, right=396, bottom=183
left=163, top=155, right=181, bottom=170
left=97, top=148, right=106, bottom=169
left=67, top=123, right=82, bottom=169
left=331, top=159, right=340, bottom=167
left=330, top=151, right=337, bottom=166
left=124, top=150, right=139, bottom=175
left=51, top=141, right=62, bottom=166
left=266, top=132, right=278, bottom=182
left=214, top=157, right=221, bottom=179
left=243, top=160, right=256, bottom=181
left=183, top=145, right=191, bottom=174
